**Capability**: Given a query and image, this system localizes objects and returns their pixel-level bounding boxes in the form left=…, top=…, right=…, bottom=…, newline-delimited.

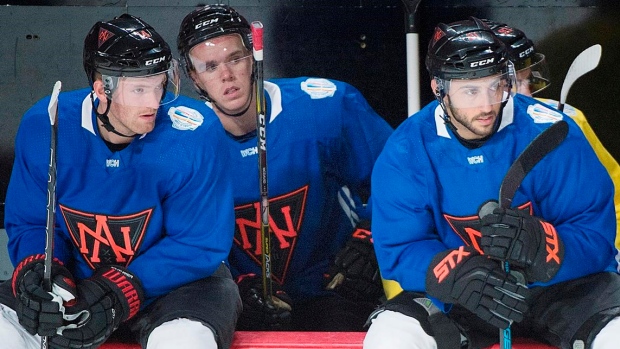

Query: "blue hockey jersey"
left=5, top=88, right=235, bottom=303
left=372, top=93, right=616, bottom=303
left=223, top=77, right=393, bottom=301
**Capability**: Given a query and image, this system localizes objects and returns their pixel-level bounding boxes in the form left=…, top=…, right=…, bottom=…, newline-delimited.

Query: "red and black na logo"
left=496, top=26, right=514, bottom=36
left=98, top=28, right=114, bottom=48
left=463, top=32, right=482, bottom=42
left=444, top=202, right=532, bottom=252
left=59, top=204, right=151, bottom=269
left=135, top=30, right=152, bottom=40
left=234, top=186, right=308, bottom=285
left=431, top=27, right=445, bottom=46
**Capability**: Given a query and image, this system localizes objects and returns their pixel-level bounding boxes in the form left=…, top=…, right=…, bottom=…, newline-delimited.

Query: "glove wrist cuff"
left=93, top=266, right=144, bottom=321
left=12, top=254, right=64, bottom=297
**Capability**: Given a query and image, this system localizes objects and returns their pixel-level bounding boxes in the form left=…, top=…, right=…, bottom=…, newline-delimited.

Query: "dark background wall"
left=1, top=0, right=618, bottom=226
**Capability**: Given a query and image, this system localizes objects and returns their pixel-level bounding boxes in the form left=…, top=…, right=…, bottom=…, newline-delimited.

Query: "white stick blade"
left=560, top=44, right=601, bottom=104
left=47, top=81, right=62, bottom=125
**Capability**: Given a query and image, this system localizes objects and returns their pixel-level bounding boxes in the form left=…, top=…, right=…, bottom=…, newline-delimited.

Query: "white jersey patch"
left=240, top=146, right=258, bottom=158
left=106, top=159, right=120, bottom=168
left=168, top=106, right=204, bottom=131
left=537, top=98, right=579, bottom=118
left=300, top=78, right=337, bottom=99
left=467, top=155, right=484, bottom=165
left=527, top=103, right=564, bottom=124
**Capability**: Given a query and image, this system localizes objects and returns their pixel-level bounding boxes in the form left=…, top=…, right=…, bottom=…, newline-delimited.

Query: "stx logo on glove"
left=541, top=221, right=561, bottom=264
left=433, top=246, right=471, bottom=283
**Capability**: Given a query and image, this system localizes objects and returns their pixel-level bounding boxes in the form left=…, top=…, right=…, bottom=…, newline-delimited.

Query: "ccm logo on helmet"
left=470, top=58, right=495, bottom=68
left=519, top=47, right=534, bottom=58
left=145, top=57, right=166, bottom=66
left=195, top=18, right=219, bottom=30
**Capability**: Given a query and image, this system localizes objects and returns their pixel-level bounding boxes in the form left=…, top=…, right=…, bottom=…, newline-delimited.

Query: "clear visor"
left=189, top=50, right=253, bottom=81
left=440, top=70, right=515, bottom=109
left=514, top=53, right=550, bottom=96
left=103, top=59, right=180, bottom=108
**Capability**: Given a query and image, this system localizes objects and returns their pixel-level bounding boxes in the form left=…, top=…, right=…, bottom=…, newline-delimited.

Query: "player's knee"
left=364, top=310, right=437, bottom=349
left=147, top=318, right=217, bottom=349
left=0, top=304, right=39, bottom=349
left=591, top=316, right=620, bottom=349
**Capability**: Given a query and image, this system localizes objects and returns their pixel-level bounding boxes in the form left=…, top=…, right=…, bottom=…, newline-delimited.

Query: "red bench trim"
left=99, top=331, right=557, bottom=348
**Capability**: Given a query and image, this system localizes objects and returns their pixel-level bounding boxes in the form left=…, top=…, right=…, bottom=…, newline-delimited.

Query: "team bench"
left=99, top=331, right=558, bottom=348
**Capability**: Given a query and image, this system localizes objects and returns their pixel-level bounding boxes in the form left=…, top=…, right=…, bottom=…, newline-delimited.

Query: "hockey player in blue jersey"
left=486, top=20, right=620, bottom=265
left=364, top=17, right=620, bottom=349
left=177, top=4, right=393, bottom=331
left=0, top=14, right=240, bottom=349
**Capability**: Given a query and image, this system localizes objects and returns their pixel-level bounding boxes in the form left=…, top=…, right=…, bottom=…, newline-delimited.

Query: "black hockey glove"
left=50, top=265, right=144, bottom=349
left=425, top=246, right=530, bottom=330
left=324, top=220, right=383, bottom=303
left=12, top=254, right=77, bottom=336
left=235, top=273, right=293, bottom=330
left=479, top=201, right=564, bottom=283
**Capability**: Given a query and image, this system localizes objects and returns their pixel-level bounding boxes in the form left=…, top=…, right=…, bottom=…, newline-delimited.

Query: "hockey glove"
left=479, top=202, right=564, bottom=283
left=50, top=265, right=143, bottom=349
left=235, top=273, right=292, bottom=330
left=324, top=220, right=383, bottom=302
left=425, top=246, right=530, bottom=330
left=12, top=254, right=77, bottom=336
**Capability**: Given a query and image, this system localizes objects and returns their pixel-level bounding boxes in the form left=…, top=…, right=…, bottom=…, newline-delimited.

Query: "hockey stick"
left=41, top=80, right=61, bottom=349
left=251, top=21, right=273, bottom=305
left=557, top=44, right=601, bottom=112
left=401, top=0, right=423, bottom=116
left=479, top=119, right=569, bottom=349
left=498, top=120, right=569, bottom=209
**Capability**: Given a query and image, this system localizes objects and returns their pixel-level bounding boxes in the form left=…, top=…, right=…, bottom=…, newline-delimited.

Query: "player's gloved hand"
left=50, top=265, right=143, bottom=349
left=11, top=254, right=78, bottom=336
left=324, top=220, right=383, bottom=302
left=235, top=273, right=292, bottom=330
left=478, top=201, right=564, bottom=283
left=425, top=246, right=530, bottom=329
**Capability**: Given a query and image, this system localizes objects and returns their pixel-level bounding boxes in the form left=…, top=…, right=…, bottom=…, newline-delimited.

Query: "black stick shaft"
left=251, top=21, right=273, bottom=303
left=497, top=120, right=568, bottom=349
left=42, top=80, right=61, bottom=349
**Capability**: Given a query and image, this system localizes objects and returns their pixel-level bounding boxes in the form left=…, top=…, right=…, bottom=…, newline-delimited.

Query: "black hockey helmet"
left=426, top=17, right=511, bottom=81
left=483, top=19, right=550, bottom=95
left=177, top=4, right=252, bottom=77
left=481, top=19, right=535, bottom=69
left=83, top=14, right=179, bottom=137
left=83, top=14, right=174, bottom=86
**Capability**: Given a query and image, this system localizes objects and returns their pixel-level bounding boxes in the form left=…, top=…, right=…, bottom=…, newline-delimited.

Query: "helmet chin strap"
left=90, top=93, right=136, bottom=138
left=436, top=89, right=458, bottom=133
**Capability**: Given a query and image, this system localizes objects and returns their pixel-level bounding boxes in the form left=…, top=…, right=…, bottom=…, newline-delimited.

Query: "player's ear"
left=431, top=79, right=439, bottom=95
left=92, top=80, right=107, bottom=100
left=430, top=79, right=442, bottom=98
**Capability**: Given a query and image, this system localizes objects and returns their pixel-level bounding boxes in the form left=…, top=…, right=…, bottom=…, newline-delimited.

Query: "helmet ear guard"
left=103, top=76, right=114, bottom=95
